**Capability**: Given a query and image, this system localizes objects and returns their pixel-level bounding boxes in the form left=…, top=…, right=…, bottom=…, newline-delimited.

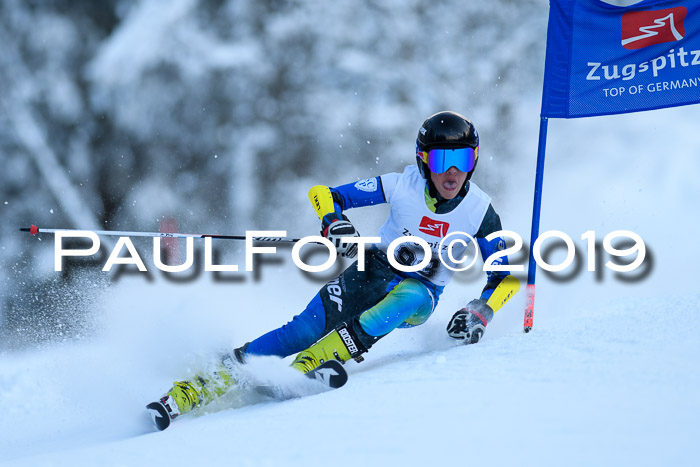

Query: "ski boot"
left=291, top=323, right=366, bottom=374
left=147, top=351, right=242, bottom=430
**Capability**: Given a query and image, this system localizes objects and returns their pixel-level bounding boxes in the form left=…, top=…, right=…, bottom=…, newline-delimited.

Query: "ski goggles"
left=418, top=147, right=478, bottom=174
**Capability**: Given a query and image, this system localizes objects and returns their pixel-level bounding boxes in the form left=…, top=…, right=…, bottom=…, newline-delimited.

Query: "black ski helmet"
left=416, top=111, right=480, bottom=180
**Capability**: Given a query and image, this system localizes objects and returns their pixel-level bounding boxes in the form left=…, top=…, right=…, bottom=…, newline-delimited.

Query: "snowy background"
left=1, top=1, right=699, bottom=466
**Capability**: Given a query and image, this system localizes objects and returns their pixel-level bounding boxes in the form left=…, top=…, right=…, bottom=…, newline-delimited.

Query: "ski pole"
left=20, top=224, right=308, bottom=243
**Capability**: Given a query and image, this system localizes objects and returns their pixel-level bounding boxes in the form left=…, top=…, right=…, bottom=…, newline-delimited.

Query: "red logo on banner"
left=621, top=7, right=687, bottom=50
left=418, top=217, right=450, bottom=237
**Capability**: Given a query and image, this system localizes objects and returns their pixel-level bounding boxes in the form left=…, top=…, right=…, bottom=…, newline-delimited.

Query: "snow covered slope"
left=1, top=288, right=698, bottom=466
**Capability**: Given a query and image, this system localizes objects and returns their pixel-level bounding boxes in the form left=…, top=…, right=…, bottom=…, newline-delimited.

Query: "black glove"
left=446, top=299, right=494, bottom=344
left=321, top=213, right=359, bottom=258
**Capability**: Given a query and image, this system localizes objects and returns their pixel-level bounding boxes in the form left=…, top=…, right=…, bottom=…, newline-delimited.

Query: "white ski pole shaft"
left=20, top=224, right=305, bottom=243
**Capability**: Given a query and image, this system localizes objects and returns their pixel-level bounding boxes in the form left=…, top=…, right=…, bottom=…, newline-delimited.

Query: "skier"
left=149, top=111, right=520, bottom=428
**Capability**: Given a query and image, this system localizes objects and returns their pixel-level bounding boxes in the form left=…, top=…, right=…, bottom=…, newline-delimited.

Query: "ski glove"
left=446, top=299, right=494, bottom=344
left=321, top=213, right=359, bottom=258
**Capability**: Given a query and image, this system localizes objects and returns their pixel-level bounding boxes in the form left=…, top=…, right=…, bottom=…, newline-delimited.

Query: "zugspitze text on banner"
left=542, top=0, right=700, bottom=118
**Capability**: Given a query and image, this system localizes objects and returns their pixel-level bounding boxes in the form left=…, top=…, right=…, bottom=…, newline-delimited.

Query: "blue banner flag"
left=542, top=0, right=700, bottom=118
